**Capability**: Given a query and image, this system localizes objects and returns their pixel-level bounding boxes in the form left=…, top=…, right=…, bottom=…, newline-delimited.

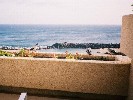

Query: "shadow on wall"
left=128, top=59, right=133, bottom=100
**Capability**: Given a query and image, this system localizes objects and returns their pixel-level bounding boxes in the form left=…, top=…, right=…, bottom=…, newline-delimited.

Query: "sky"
left=0, top=0, right=132, bottom=25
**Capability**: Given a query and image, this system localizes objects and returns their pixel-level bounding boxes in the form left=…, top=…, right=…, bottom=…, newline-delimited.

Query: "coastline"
left=0, top=43, right=120, bottom=50
left=1, top=48, right=120, bottom=56
left=0, top=42, right=120, bottom=55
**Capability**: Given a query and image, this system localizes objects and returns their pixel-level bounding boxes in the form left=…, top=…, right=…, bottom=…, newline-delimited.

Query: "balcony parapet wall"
left=120, top=14, right=133, bottom=59
left=0, top=57, right=131, bottom=96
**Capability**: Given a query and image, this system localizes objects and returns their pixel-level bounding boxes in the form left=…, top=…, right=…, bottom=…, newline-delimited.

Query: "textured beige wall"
left=120, top=14, right=133, bottom=59
left=0, top=57, right=130, bottom=96
left=128, top=59, right=133, bottom=100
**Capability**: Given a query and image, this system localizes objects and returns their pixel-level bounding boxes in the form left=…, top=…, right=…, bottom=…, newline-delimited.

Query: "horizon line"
left=0, top=23, right=121, bottom=26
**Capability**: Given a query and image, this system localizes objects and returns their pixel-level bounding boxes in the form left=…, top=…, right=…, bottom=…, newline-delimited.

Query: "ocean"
left=0, top=24, right=121, bottom=53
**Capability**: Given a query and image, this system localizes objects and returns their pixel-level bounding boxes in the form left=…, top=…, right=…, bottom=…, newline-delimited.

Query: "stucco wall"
left=128, top=59, right=133, bottom=100
left=0, top=57, right=130, bottom=96
left=120, top=14, right=133, bottom=59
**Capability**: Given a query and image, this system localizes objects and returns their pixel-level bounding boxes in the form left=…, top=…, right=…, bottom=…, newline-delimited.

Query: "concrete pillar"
left=120, top=14, right=133, bottom=59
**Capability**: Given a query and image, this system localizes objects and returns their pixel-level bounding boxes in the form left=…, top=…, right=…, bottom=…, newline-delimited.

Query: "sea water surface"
left=0, top=24, right=121, bottom=53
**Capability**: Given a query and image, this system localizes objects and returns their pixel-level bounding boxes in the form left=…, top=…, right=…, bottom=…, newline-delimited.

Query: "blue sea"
left=0, top=24, right=121, bottom=48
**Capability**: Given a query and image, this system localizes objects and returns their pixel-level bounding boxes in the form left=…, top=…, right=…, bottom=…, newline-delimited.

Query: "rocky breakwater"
left=52, top=42, right=120, bottom=49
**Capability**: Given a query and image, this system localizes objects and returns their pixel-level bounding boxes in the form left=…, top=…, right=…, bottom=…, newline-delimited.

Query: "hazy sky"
left=0, top=0, right=132, bottom=25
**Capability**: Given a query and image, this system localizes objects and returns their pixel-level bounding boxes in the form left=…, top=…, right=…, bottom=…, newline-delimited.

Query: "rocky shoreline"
left=0, top=42, right=120, bottom=50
